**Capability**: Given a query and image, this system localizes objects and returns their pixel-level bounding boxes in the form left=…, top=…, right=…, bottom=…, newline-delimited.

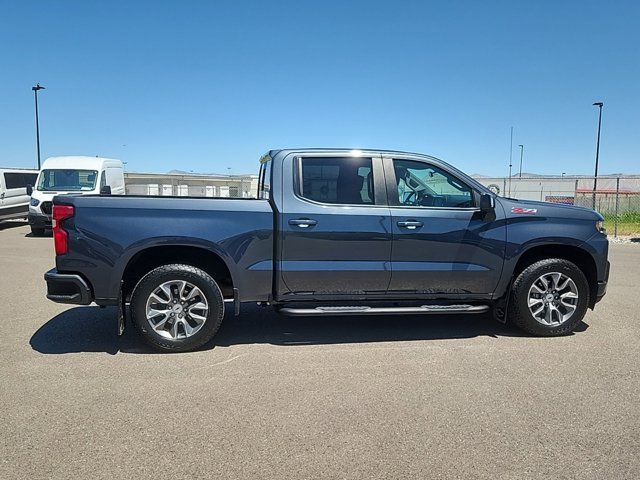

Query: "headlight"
left=30, top=198, right=40, bottom=207
left=596, top=220, right=605, bottom=233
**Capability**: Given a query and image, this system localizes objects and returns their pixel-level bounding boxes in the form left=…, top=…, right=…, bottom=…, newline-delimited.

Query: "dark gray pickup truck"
left=45, top=149, right=609, bottom=351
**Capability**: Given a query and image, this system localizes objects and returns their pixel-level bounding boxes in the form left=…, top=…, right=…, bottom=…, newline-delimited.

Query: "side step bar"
left=279, top=304, right=490, bottom=316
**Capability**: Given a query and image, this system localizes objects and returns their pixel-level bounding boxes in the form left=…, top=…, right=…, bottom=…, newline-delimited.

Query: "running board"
left=279, top=304, right=490, bottom=316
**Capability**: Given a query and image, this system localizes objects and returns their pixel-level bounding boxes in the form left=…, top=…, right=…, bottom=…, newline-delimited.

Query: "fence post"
left=614, top=177, right=620, bottom=238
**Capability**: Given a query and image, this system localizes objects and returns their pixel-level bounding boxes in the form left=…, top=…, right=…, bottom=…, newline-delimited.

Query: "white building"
left=124, top=172, right=259, bottom=198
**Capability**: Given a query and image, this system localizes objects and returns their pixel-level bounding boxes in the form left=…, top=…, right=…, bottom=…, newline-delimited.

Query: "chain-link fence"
left=473, top=175, right=640, bottom=237
left=124, top=172, right=259, bottom=199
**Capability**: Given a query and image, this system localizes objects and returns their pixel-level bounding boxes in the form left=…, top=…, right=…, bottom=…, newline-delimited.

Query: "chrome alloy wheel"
left=145, top=280, right=209, bottom=339
left=527, top=272, right=579, bottom=326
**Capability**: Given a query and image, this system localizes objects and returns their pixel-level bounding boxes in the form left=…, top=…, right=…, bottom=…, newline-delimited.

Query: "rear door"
left=278, top=152, right=392, bottom=298
left=384, top=156, right=505, bottom=296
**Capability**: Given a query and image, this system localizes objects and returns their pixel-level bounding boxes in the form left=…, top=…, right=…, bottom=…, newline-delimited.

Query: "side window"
left=298, top=157, right=374, bottom=205
left=393, top=159, right=474, bottom=208
left=4, top=173, right=28, bottom=190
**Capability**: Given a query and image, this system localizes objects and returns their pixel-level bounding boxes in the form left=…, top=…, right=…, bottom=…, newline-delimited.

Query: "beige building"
left=124, top=172, right=259, bottom=198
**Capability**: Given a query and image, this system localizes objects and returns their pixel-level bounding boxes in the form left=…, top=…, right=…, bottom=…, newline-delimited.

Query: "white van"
left=0, top=168, right=39, bottom=223
left=28, top=156, right=125, bottom=236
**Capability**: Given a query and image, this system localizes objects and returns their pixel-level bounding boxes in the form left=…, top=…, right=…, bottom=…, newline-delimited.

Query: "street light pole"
left=508, top=126, right=513, bottom=196
left=518, top=144, right=524, bottom=178
left=32, top=84, right=45, bottom=170
left=592, top=102, right=604, bottom=209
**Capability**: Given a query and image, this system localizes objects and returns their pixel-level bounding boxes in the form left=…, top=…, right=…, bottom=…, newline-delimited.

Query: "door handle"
left=289, top=218, right=317, bottom=228
left=397, top=220, right=423, bottom=230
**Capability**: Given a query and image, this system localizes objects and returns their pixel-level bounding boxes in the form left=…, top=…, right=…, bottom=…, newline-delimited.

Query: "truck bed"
left=54, top=194, right=274, bottom=304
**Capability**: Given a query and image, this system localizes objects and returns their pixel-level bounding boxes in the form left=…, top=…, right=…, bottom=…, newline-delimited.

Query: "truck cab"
left=271, top=150, right=504, bottom=302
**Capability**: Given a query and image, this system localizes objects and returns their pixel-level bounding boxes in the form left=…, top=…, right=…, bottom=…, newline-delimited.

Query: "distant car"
left=0, top=168, right=39, bottom=223
left=28, top=156, right=125, bottom=236
left=44, top=148, right=609, bottom=352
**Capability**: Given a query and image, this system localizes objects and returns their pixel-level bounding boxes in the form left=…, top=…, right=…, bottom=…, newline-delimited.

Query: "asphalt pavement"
left=1, top=221, right=639, bottom=479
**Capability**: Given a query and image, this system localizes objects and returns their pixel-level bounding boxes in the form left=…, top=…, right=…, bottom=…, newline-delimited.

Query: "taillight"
left=52, top=205, right=74, bottom=255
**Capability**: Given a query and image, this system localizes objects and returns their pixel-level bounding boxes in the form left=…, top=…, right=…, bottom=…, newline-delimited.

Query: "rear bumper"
left=44, top=268, right=93, bottom=305
left=29, top=212, right=52, bottom=229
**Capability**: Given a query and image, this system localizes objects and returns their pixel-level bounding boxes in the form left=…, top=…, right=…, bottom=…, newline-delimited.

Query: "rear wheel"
left=130, top=264, right=224, bottom=352
left=30, top=226, right=45, bottom=236
left=509, top=258, right=590, bottom=336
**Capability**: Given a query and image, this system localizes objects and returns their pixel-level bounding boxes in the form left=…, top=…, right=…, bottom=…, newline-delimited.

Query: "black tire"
left=130, top=264, right=224, bottom=352
left=509, top=258, right=590, bottom=336
left=30, top=226, right=45, bottom=236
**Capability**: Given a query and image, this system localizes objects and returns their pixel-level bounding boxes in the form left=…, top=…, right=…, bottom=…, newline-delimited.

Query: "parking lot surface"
left=2, top=221, right=639, bottom=479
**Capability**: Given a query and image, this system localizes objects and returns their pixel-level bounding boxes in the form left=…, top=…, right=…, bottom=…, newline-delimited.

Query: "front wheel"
left=30, top=226, right=45, bottom=236
left=130, top=264, right=224, bottom=352
left=509, top=258, right=590, bottom=336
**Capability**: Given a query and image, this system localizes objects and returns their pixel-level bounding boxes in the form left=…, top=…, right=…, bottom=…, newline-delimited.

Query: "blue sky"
left=1, top=0, right=638, bottom=175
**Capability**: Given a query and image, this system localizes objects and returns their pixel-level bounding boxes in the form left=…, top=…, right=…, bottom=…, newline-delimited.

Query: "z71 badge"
left=511, top=207, right=538, bottom=215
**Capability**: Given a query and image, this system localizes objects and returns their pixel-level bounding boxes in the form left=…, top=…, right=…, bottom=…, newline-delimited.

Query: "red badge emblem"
left=511, top=207, right=538, bottom=215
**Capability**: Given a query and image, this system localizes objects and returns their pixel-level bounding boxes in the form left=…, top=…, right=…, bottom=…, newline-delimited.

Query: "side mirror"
left=480, top=193, right=495, bottom=213
left=100, top=185, right=112, bottom=195
left=26, top=184, right=33, bottom=196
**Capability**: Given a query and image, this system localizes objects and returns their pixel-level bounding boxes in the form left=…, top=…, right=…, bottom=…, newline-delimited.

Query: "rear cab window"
left=258, top=153, right=272, bottom=200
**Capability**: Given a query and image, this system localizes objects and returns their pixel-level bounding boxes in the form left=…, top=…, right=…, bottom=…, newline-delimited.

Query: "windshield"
left=37, top=169, right=98, bottom=191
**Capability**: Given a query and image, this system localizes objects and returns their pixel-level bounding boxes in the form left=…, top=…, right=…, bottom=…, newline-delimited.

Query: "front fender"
left=492, top=211, right=601, bottom=298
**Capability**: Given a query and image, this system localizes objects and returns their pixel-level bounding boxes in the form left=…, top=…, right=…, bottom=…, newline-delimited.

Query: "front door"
left=279, top=153, right=392, bottom=298
left=384, top=156, right=506, bottom=296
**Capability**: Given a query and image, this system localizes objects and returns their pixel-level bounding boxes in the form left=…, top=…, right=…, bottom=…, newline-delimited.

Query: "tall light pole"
left=518, top=144, right=524, bottom=178
left=32, top=84, right=45, bottom=170
left=508, top=126, right=513, bottom=196
left=592, top=102, right=604, bottom=209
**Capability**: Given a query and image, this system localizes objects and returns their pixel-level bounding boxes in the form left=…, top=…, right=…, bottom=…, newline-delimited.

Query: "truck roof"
left=0, top=167, right=39, bottom=172
left=269, top=148, right=438, bottom=157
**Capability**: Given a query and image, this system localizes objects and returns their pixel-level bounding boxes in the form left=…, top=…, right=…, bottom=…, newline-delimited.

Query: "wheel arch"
left=121, top=245, right=235, bottom=302
left=513, top=244, right=598, bottom=308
